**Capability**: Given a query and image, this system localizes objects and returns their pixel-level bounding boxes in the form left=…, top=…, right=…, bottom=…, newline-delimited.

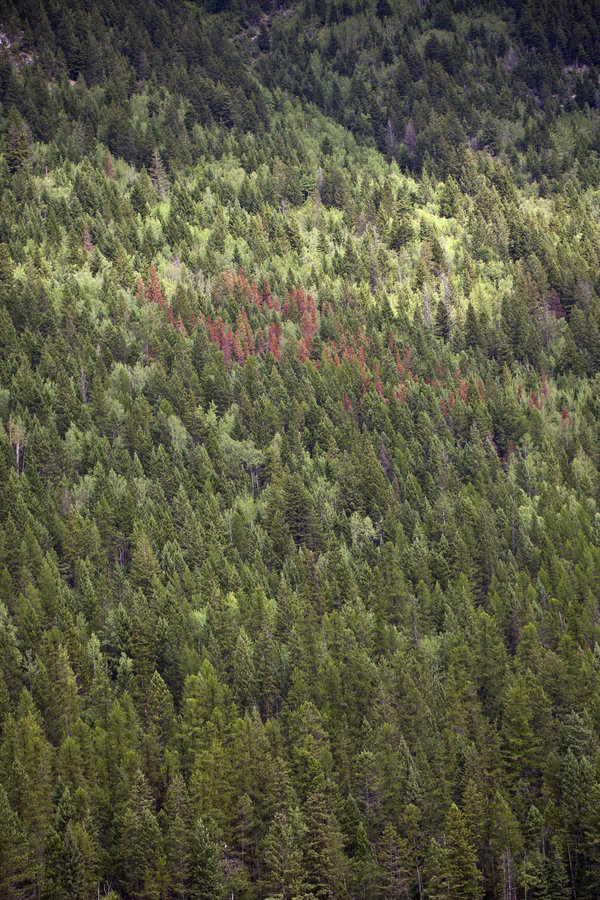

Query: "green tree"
left=263, top=809, right=306, bottom=900
left=444, top=803, right=483, bottom=899
left=435, top=300, right=451, bottom=342
left=62, top=826, right=85, bottom=899
left=147, top=670, right=175, bottom=746
left=163, top=775, right=192, bottom=899
left=302, top=786, right=348, bottom=898
left=232, top=627, right=256, bottom=712
left=5, top=107, right=29, bottom=173
left=439, top=176, right=460, bottom=218
left=0, top=785, right=35, bottom=899
left=283, top=472, right=322, bottom=550
left=502, top=676, right=540, bottom=789
left=189, top=818, right=224, bottom=900
left=118, top=770, right=166, bottom=900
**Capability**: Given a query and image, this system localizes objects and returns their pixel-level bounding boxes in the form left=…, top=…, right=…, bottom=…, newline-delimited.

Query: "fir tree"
left=5, top=107, right=29, bottom=173
left=189, top=818, right=224, bottom=900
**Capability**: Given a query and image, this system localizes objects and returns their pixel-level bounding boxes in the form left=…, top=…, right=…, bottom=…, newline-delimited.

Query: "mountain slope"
left=1, top=2, right=600, bottom=898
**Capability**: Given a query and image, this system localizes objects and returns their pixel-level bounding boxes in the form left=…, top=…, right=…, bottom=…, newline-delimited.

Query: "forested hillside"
left=1, top=1, right=600, bottom=898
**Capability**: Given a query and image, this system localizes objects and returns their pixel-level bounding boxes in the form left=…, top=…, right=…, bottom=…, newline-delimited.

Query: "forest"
left=1, top=0, right=600, bottom=897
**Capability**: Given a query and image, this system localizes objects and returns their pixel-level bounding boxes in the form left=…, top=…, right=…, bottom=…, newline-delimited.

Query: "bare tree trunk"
left=416, top=859, right=424, bottom=900
left=80, top=365, right=88, bottom=402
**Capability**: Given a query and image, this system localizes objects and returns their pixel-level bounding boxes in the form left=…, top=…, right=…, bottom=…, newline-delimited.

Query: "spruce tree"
left=189, top=818, right=224, bottom=900
left=444, top=804, right=483, bottom=900
left=0, top=786, right=35, bottom=899
left=5, top=108, right=29, bottom=173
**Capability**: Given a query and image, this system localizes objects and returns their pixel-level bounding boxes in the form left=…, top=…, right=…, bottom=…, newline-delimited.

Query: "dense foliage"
left=1, top=1, right=600, bottom=898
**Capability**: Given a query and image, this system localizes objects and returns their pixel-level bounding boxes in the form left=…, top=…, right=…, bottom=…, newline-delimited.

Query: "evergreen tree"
left=189, top=818, right=224, bottom=900
left=439, top=804, right=483, bottom=899
left=435, top=300, right=451, bottom=342
left=0, top=785, right=35, bottom=899
left=302, top=787, right=347, bottom=898
left=263, top=809, right=306, bottom=900
left=5, top=107, right=29, bottom=173
left=118, top=771, right=166, bottom=900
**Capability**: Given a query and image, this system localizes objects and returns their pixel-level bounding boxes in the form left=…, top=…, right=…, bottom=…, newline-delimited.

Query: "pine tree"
left=353, top=818, right=380, bottom=898
left=263, top=809, right=306, bottom=900
left=189, top=818, right=224, bottom=900
left=435, top=300, right=451, bottom=342
left=404, top=803, right=425, bottom=900
left=5, top=107, right=29, bottom=173
left=0, top=243, right=14, bottom=302
left=425, top=838, right=450, bottom=900
left=150, top=149, right=168, bottom=199
left=283, top=472, right=322, bottom=550
left=147, top=670, right=175, bottom=746
left=379, top=821, right=409, bottom=899
left=302, top=787, right=348, bottom=898
left=62, top=825, right=85, bottom=899
left=43, top=825, right=68, bottom=899
left=440, top=176, right=460, bottom=217
left=163, top=775, right=192, bottom=900
left=444, top=803, right=483, bottom=900
left=502, top=676, right=540, bottom=787
left=0, top=785, right=35, bottom=899
left=232, top=627, right=256, bottom=712
left=465, top=303, right=482, bottom=350
left=118, top=770, right=166, bottom=900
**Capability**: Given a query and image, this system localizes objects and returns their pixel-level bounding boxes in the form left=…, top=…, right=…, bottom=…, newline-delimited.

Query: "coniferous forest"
left=2, top=0, right=600, bottom=897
